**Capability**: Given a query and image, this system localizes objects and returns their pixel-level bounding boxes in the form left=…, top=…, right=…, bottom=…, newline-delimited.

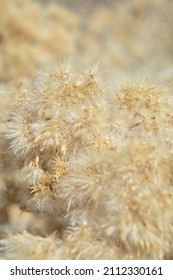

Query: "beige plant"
left=0, top=0, right=173, bottom=260
left=0, top=60, right=173, bottom=259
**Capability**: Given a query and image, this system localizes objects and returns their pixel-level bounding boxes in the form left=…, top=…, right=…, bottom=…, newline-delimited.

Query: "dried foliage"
left=0, top=0, right=173, bottom=260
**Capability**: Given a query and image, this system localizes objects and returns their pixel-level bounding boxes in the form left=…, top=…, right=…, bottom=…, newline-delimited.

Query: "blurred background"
left=0, top=0, right=173, bottom=84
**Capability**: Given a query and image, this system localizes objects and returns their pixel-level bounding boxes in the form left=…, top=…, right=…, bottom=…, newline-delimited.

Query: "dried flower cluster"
left=0, top=0, right=173, bottom=260
left=0, top=60, right=173, bottom=260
